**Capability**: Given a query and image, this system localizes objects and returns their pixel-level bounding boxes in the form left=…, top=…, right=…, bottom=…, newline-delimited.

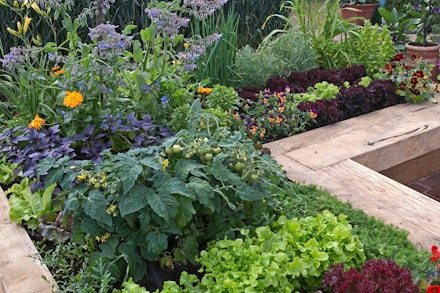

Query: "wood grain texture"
left=319, top=160, right=440, bottom=248
left=0, top=189, right=56, bottom=293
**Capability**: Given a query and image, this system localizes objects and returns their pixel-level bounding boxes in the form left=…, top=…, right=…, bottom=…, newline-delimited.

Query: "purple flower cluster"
left=182, top=0, right=228, bottom=20
left=88, top=23, right=132, bottom=56
left=78, top=0, right=116, bottom=23
left=145, top=6, right=190, bottom=38
left=0, top=46, right=33, bottom=71
left=177, top=33, right=222, bottom=70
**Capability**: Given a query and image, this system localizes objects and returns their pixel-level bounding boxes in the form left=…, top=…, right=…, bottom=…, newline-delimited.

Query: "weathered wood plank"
left=286, top=105, right=440, bottom=170
left=265, top=102, right=434, bottom=157
left=380, top=149, right=440, bottom=185
left=0, top=189, right=56, bottom=293
left=318, top=159, right=440, bottom=249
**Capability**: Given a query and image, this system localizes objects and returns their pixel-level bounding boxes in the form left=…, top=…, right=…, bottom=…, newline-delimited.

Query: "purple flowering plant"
left=406, top=0, right=440, bottom=46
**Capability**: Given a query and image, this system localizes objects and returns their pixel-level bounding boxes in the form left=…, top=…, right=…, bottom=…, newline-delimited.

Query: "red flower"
left=385, top=63, right=393, bottom=74
left=427, top=285, right=440, bottom=293
left=393, top=54, right=404, bottom=61
left=413, top=70, right=424, bottom=78
left=430, top=246, right=440, bottom=263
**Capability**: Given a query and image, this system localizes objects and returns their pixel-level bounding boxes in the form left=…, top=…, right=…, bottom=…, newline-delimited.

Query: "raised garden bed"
left=265, top=95, right=440, bottom=249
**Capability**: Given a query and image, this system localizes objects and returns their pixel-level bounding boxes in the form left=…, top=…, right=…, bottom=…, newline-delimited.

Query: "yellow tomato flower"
left=96, top=232, right=111, bottom=243
left=77, top=174, right=87, bottom=181
left=162, top=159, right=169, bottom=171
left=63, top=91, right=84, bottom=108
left=28, top=114, right=45, bottom=130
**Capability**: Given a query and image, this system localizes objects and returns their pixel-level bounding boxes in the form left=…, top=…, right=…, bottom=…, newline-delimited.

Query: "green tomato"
left=212, top=147, right=222, bottom=155
left=251, top=174, right=259, bottom=181
left=172, top=144, right=183, bottom=153
left=234, top=162, right=246, bottom=173
left=205, top=153, right=213, bottom=161
left=165, top=147, right=174, bottom=155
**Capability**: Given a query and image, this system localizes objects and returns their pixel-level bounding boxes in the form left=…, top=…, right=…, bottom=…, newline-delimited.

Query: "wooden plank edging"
left=0, top=189, right=56, bottom=293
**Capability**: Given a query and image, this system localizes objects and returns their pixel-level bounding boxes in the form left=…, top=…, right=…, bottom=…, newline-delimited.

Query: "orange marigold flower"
left=64, top=91, right=84, bottom=108
left=52, top=69, right=65, bottom=76
left=28, top=114, right=45, bottom=130
left=51, top=65, right=60, bottom=71
left=197, top=87, right=212, bottom=95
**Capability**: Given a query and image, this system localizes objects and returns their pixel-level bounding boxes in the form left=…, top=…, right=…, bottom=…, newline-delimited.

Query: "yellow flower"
left=28, top=114, right=45, bottom=130
left=106, top=204, right=118, bottom=216
left=96, top=232, right=111, bottom=243
left=162, top=159, right=169, bottom=171
left=183, top=43, right=189, bottom=49
left=77, top=174, right=87, bottom=181
left=63, top=91, right=83, bottom=108
left=22, top=16, right=31, bottom=34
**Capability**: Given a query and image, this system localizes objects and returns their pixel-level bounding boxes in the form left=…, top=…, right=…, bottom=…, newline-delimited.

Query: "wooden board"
left=380, top=149, right=440, bottom=185
left=319, top=160, right=440, bottom=248
left=0, top=189, right=56, bottom=293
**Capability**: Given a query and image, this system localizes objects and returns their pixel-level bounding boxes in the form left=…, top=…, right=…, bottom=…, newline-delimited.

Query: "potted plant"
left=404, top=0, right=440, bottom=81
left=340, top=0, right=381, bottom=25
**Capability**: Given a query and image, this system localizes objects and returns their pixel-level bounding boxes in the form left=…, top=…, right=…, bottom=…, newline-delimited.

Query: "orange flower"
left=51, top=65, right=60, bottom=71
left=28, top=114, right=45, bottom=130
left=249, top=125, right=258, bottom=135
left=197, top=87, right=212, bottom=95
left=275, top=116, right=283, bottom=124
left=52, top=69, right=65, bottom=76
left=63, top=91, right=84, bottom=108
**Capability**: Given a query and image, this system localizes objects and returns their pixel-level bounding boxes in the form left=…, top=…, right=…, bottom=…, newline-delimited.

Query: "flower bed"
left=235, top=65, right=405, bottom=143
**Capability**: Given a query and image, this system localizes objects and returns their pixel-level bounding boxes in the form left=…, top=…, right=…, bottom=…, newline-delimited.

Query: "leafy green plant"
left=38, top=122, right=285, bottom=282
left=378, top=6, right=411, bottom=51
left=350, top=21, right=395, bottom=77
left=158, top=211, right=366, bottom=292
left=271, top=182, right=430, bottom=283
left=6, top=177, right=59, bottom=230
left=293, top=81, right=340, bottom=102
left=0, top=156, right=19, bottom=185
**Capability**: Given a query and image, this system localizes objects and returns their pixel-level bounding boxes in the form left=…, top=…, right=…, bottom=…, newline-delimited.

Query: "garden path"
left=265, top=91, right=440, bottom=250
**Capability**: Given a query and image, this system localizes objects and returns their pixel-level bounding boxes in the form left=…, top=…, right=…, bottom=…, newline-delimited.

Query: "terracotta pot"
left=405, top=42, right=440, bottom=82
left=340, top=3, right=379, bottom=25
